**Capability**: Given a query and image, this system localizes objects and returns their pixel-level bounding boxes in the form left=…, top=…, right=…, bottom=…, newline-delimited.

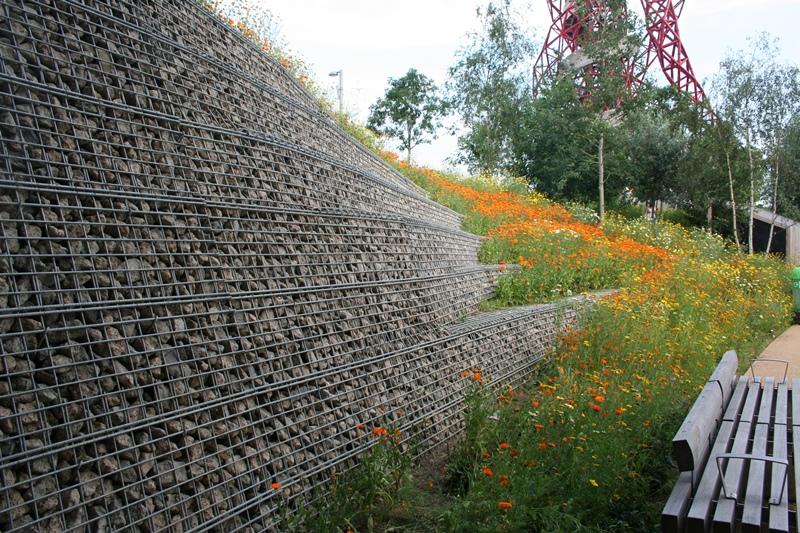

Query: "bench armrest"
left=748, top=358, right=789, bottom=384
left=714, top=453, right=788, bottom=504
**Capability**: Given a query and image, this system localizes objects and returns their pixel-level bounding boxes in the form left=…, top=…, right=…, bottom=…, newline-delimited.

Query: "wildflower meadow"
left=386, top=161, right=792, bottom=531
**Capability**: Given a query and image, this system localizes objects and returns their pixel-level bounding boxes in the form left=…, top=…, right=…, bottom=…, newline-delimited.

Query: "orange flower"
left=482, top=467, right=494, bottom=477
left=372, top=427, right=388, bottom=437
left=471, top=369, right=483, bottom=382
left=593, top=395, right=605, bottom=403
left=499, top=474, right=510, bottom=486
left=356, top=423, right=365, bottom=430
left=538, top=441, right=548, bottom=451
left=459, top=370, right=470, bottom=378
left=498, top=501, right=513, bottom=511
left=271, top=482, right=281, bottom=490
left=530, top=399, right=540, bottom=408
left=498, top=442, right=511, bottom=450
left=481, top=450, right=491, bottom=459
left=614, top=408, right=626, bottom=415
left=589, top=402, right=602, bottom=412
left=510, top=449, right=519, bottom=458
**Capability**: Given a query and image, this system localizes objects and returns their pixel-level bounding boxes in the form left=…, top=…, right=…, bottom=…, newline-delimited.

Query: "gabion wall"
left=0, top=1, right=581, bottom=531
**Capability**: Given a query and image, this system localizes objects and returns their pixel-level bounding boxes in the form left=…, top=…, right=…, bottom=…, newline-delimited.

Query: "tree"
left=367, top=69, right=447, bottom=164
left=672, top=111, right=750, bottom=239
left=510, top=78, right=628, bottom=205
left=755, top=57, right=800, bottom=253
left=624, top=108, right=687, bottom=215
left=559, top=0, right=644, bottom=221
left=776, top=114, right=800, bottom=222
left=447, top=1, right=534, bottom=174
left=711, top=34, right=788, bottom=253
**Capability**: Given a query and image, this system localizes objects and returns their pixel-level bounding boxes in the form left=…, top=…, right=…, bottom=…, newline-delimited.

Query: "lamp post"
left=328, top=70, right=343, bottom=114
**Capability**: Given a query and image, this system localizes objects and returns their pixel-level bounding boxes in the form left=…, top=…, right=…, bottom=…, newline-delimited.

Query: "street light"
left=328, top=70, right=343, bottom=114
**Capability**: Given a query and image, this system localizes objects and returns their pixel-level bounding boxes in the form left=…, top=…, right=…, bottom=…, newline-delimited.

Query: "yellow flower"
left=589, top=479, right=599, bottom=487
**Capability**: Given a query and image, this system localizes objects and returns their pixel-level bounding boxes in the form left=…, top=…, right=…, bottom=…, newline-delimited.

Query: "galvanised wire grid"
left=5, top=0, right=434, bottom=203
left=0, top=76, right=460, bottom=229
left=0, top=0, right=586, bottom=530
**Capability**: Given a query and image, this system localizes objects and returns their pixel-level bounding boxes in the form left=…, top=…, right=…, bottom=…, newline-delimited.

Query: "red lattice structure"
left=532, top=0, right=706, bottom=104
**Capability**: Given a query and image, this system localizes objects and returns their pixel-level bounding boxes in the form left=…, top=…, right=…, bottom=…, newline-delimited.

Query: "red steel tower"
left=532, top=0, right=706, bottom=104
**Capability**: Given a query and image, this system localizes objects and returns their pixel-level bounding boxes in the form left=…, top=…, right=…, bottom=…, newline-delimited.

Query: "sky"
left=259, top=0, right=800, bottom=169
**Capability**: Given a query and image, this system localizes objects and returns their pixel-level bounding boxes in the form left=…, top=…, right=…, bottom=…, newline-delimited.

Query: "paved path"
left=750, top=325, right=800, bottom=383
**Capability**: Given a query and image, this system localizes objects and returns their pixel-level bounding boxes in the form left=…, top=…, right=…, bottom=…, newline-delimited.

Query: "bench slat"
left=662, top=471, right=693, bottom=533
left=742, top=379, right=774, bottom=532
left=793, top=426, right=800, bottom=533
left=685, top=420, right=735, bottom=532
left=791, top=379, right=800, bottom=426
left=723, top=376, right=750, bottom=422
left=712, top=381, right=761, bottom=531
left=686, top=379, right=750, bottom=532
left=768, top=425, right=789, bottom=532
left=774, top=381, right=788, bottom=426
left=769, top=383, right=789, bottom=533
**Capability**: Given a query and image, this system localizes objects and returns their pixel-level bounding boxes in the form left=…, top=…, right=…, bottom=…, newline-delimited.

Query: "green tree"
left=367, top=69, right=447, bottom=164
left=517, top=0, right=642, bottom=217
left=558, top=0, right=644, bottom=220
left=624, top=108, right=687, bottom=215
left=776, top=114, right=800, bottom=222
left=510, top=79, right=628, bottom=205
left=673, top=114, right=752, bottom=240
left=754, top=54, right=800, bottom=253
left=711, top=35, right=780, bottom=253
left=447, top=1, right=534, bottom=174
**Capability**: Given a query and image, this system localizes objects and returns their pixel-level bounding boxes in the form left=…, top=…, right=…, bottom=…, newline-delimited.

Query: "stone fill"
left=0, top=0, right=582, bottom=530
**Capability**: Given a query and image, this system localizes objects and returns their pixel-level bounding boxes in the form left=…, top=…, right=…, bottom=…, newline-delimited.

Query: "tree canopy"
left=447, top=1, right=534, bottom=174
left=367, top=69, right=447, bottom=163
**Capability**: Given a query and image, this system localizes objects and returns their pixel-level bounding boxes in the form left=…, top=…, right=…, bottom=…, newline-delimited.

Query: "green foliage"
left=367, top=69, right=447, bottom=163
left=447, top=1, right=535, bottom=173
left=571, top=0, right=644, bottom=112
left=334, top=112, right=385, bottom=153
left=610, top=202, right=644, bottom=220
left=623, top=109, right=687, bottom=208
left=778, top=115, right=800, bottom=221
left=659, top=208, right=704, bottom=229
left=374, top=161, right=790, bottom=531
left=710, top=33, right=800, bottom=252
left=509, top=79, right=627, bottom=205
left=292, top=428, right=414, bottom=532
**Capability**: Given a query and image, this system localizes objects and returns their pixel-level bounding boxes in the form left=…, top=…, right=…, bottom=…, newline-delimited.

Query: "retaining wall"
left=0, top=1, right=583, bottom=531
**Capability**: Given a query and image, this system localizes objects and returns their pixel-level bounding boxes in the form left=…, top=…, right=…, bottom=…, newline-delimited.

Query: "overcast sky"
left=260, top=0, right=800, bottom=169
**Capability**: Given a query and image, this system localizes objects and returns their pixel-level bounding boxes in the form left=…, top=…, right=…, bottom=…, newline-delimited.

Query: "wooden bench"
left=662, top=351, right=795, bottom=532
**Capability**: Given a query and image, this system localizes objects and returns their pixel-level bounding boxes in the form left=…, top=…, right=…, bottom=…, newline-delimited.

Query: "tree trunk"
left=766, top=154, right=780, bottom=255
left=746, top=131, right=755, bottom=254
left=707, top=205, right=713, bottom=230
left=406, top=122, right=412, bottom=165
left=724, top=150, right=740, bottom=248
left=598, top=132, right=605, bottom=224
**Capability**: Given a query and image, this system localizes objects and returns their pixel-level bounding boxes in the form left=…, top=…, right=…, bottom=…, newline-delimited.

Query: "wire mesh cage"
left=0, top=0, right=583, bottom=530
